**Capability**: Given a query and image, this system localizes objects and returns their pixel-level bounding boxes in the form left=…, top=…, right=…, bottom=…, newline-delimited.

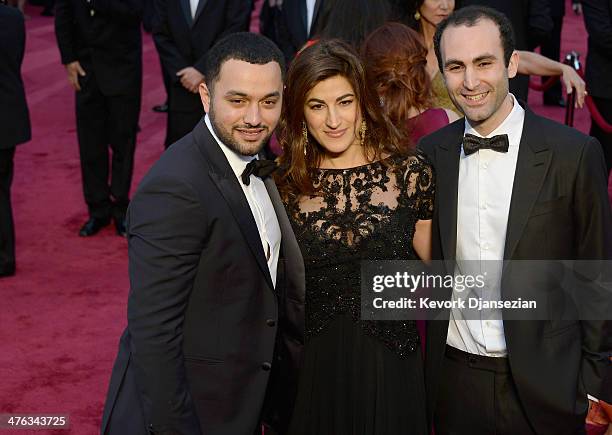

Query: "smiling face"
left=420, top=0, right=455, bottom=27
left=439, top=18, right=518, bottom=135
left=199, top=59, right=283, bottom=156
left=303, top=75, right=363, bottom=159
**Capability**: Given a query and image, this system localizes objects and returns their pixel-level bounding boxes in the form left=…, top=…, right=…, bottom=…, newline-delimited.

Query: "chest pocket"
left=530, top=196, right=566, bottom=217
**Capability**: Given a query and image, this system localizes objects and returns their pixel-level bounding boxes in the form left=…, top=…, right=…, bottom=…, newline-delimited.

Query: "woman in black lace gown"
left=275, top=40, right=435, bottom=435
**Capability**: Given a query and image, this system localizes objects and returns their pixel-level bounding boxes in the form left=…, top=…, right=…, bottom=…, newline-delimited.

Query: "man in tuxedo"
left=153, top=0, right=252, bottom=148
left=100, top=32, right=305, bottom=435
left=260, top=0, right=322, bottom=65
left=0, top=1, right=31, bottom=277
left=55, top=0, right=143, bottom=237
left=420, top=6, right=612, bottom=435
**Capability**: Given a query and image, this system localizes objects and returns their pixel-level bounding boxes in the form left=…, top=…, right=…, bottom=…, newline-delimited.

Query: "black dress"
left=285, top=153, right=435, bottom=435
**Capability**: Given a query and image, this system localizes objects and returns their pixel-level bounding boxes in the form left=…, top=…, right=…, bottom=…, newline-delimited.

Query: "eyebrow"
left=224, top=91, right=281, bottom=99
left=306, top=93, right=355, bottom=104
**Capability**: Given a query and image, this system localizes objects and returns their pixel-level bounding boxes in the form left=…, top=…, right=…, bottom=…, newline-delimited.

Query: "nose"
left=463, top=66, right=480, bottom=91
left=325, top=107, right=340, bottom=129
left=439, top=0, right=451, bottom=10
left=244, top=102, right=262, bottom=126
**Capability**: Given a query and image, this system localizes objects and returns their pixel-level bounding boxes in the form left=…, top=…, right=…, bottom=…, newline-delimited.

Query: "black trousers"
left=434, top=346, right=537, bottom=435
left=0, top=147, right=16, bottom=273
left=75, top=70, right=140, bottom=220
left=164, top=107, right=204, bottom=148
left=590, top=96, right=612, bottom=175
left=164, top=84, right=204, bottom=148
left=541, top=8, right=564, bottom=102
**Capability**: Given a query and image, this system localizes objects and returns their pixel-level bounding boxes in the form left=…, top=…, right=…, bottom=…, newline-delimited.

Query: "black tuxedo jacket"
left=0, top=5, right=30, bottom=149
left=260, top=0, right=322, bottom=64
left=100, top=120, right=305, bottom=435
left=152, top=0, right=252, bottom=112
left=54, top=0, right=143, bottom=97
left=419, top=106, right=612, bottom=435
left=582, top=0, right=612, bottom=99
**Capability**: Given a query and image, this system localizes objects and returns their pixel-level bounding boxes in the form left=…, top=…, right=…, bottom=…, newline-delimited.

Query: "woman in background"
left=276, top=39, right=433, bottom=434
left=361, top=21, right=459, bottom=151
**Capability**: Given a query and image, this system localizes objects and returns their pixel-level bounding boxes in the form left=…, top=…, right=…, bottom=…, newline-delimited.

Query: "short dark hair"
left=433, top=6, right=515, bottom=72
left=203, top=32, right=285, bottom=89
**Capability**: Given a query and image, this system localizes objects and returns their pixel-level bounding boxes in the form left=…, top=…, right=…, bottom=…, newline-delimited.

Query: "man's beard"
left=209, top=105, right=272, bottom=157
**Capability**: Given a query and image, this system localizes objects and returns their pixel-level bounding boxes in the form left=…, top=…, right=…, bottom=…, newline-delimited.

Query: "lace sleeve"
left=402, top=152, right=435, bottom=220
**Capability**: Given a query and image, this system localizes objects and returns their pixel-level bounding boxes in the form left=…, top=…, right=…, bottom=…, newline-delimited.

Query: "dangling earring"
left=359, top=120, right=367, bottom=147
left=414, top=10, right=421, bottom=20
left=302, top=121, right=308, bottom=156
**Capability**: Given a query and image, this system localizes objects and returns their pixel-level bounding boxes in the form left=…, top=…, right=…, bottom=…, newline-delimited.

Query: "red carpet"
left=0, top=1, right=608, bottom=434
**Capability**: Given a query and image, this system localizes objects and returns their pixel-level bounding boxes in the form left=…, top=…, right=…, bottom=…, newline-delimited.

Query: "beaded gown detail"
left=286, top=153, right=435, bottom=435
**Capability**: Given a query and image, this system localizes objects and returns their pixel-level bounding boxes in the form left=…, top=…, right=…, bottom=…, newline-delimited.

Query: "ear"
left=199, top=82, right=211, bottom=113
left=507, top=50, right=519, bottom=79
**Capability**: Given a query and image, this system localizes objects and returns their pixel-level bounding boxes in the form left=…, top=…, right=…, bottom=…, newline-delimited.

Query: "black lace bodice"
left=285, top=152, right=435, bottom=357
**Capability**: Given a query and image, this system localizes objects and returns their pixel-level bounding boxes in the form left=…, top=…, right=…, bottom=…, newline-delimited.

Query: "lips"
left=462, top=92, right=489, bottom=104
left=236, top=128, right=265, bottom=140
left=324, top=128, right=347, bottom=139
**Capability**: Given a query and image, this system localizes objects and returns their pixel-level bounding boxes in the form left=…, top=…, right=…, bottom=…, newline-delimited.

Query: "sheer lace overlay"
left=286, top=152, right=435, bottom=357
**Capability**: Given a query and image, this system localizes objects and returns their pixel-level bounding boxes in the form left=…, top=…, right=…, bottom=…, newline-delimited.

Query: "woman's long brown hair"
left=275, top=39, right=404, bottom=203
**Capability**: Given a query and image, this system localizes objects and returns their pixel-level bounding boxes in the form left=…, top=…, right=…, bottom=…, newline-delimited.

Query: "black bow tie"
left=462, top=133, right=509, bottom=156
left=241, top=159, right=277, bottom=185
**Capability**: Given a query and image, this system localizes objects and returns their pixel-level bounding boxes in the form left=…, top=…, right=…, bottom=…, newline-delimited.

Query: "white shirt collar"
left=204, top=114, right=257, bottom=180
left=463, top=94, right=524, bottom=148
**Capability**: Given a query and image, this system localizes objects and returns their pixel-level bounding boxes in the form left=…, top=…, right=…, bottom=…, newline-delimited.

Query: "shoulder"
left=390, top=151, right=434, bottom=179
left=526, top=111, right=593, bottom=155
left=136, top=134, right=207, bottom=195
left=418, top=117, right=464, bottom=155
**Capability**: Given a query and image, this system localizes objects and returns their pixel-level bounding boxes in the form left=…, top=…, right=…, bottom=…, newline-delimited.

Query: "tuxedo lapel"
left=285, top=0, right=307, bottom=42
left=503, top=108, right=552, bottom=260
left=192, top=0, right=209, bottom=27
left=194, top=122, right=275, bottom=290
left=437, top=122, right=463, bottom=262
left=179, top=0, right=192, bottom=26
left=311, top=0, right=322, bottom=37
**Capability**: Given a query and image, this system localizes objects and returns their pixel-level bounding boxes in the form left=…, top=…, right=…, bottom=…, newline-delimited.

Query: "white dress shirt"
left=189, top=0, right=199, bottom=18
left=204, top=115, right=282, bottom=287
left=306, top=0, right=316, bottom=35
left=447, top=95, right=524, bottom=357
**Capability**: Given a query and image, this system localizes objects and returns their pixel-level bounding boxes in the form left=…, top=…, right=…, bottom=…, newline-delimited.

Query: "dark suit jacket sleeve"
left=573, top=137, right=612, bottom=403
left=582, top=0, right=612, bottom=54
left=14, top=10, right=25, bottom=66
left=54, top=0, right=77, bottom=65
left=152, top=0, right=190, bottom=78
left=192, top=0, right=253, bottom=74
left=127, top=174, right=208, bottom=434
left=92, top=0, right=144, bottom=23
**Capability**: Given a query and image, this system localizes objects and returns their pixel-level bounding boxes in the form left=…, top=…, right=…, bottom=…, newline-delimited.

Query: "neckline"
left=314, top=155, right=395, bottom=172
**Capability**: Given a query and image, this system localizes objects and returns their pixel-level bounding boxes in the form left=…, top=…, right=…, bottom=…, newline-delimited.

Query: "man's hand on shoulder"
left=177, top=67, right=204, bottom=94
left=65, top=61, right=86, bottom=91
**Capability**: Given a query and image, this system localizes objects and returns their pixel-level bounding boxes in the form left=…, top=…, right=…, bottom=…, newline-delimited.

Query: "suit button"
left=266, top=319, right=276, bottom=327
left=261, top=362, right=272, bottom=371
